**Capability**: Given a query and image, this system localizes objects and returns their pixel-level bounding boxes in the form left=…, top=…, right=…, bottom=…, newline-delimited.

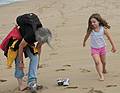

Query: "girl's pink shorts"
left=91, top=46, right=106, bottom=55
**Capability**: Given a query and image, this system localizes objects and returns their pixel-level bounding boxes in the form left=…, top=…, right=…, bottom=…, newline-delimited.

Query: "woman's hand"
left=19, top=61, right=24, bottom=70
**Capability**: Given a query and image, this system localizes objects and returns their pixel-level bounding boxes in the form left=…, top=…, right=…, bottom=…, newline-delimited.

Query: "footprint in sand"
left=50, top=52, right=58, bottom=56
left=113, top=75, right=119, bottom=77
left=88, top=88, right=103, bottom=93
left=39, top=64, right=48, bottom=68
left=106, top=85, right=117, bottom=87
left=13, top=85, right=48, bottom=93
left=56, top=68, right=66, bottom=72
left=0, top=79, right=7, bottom=82
left=63, top=64, right=71, bottom=67
left=56, top=65, right=72, bottom=72
left=80, top=68, right=91, bottom=73
left=64, top=86, right=78, bottom=89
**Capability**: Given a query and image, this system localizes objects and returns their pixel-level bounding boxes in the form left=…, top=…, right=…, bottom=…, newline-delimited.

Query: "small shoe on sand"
left=63, top=78, right=70, bottom=86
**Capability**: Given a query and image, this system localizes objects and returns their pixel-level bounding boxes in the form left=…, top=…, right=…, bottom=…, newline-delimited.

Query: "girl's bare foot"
left=99, top=78, right=104, bottom=81
left=99, top=74, right=104, bottom=81
left=103, top=69, right=107, bottom=74
left=99, top=76, right=104, bottom=81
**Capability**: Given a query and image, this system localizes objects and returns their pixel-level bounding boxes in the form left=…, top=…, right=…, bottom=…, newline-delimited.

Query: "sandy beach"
left=0, top=0, right=120, bottom=93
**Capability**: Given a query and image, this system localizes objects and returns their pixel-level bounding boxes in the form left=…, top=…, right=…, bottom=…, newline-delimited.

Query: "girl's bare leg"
left=92, top=54, right=104, bottom=81
left=100, top=55, right=107, bottom=73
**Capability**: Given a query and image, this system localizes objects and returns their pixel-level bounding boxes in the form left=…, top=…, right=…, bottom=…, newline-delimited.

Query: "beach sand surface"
left=0, top=0, right=120, bottom=93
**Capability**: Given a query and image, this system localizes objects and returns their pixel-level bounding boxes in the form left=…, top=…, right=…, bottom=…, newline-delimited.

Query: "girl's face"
left=90, top=18, right=99, bottom=29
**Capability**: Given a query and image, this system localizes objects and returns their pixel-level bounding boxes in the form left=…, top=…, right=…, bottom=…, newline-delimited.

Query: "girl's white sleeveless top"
left=90, top=26, right=106, bottom=48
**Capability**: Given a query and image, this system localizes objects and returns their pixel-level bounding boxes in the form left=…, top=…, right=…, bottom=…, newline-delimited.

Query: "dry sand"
left=0, top=0, right=120, bottom=93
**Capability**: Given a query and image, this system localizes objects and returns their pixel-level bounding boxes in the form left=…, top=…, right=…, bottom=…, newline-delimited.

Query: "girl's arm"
left=104, top=28, right=117, bottom=53
left=83, top=31, right=91, bottom=47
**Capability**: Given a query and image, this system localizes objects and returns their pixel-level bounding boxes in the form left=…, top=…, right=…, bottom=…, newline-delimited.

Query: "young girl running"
left=83, top=13, right=117, bottom=81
